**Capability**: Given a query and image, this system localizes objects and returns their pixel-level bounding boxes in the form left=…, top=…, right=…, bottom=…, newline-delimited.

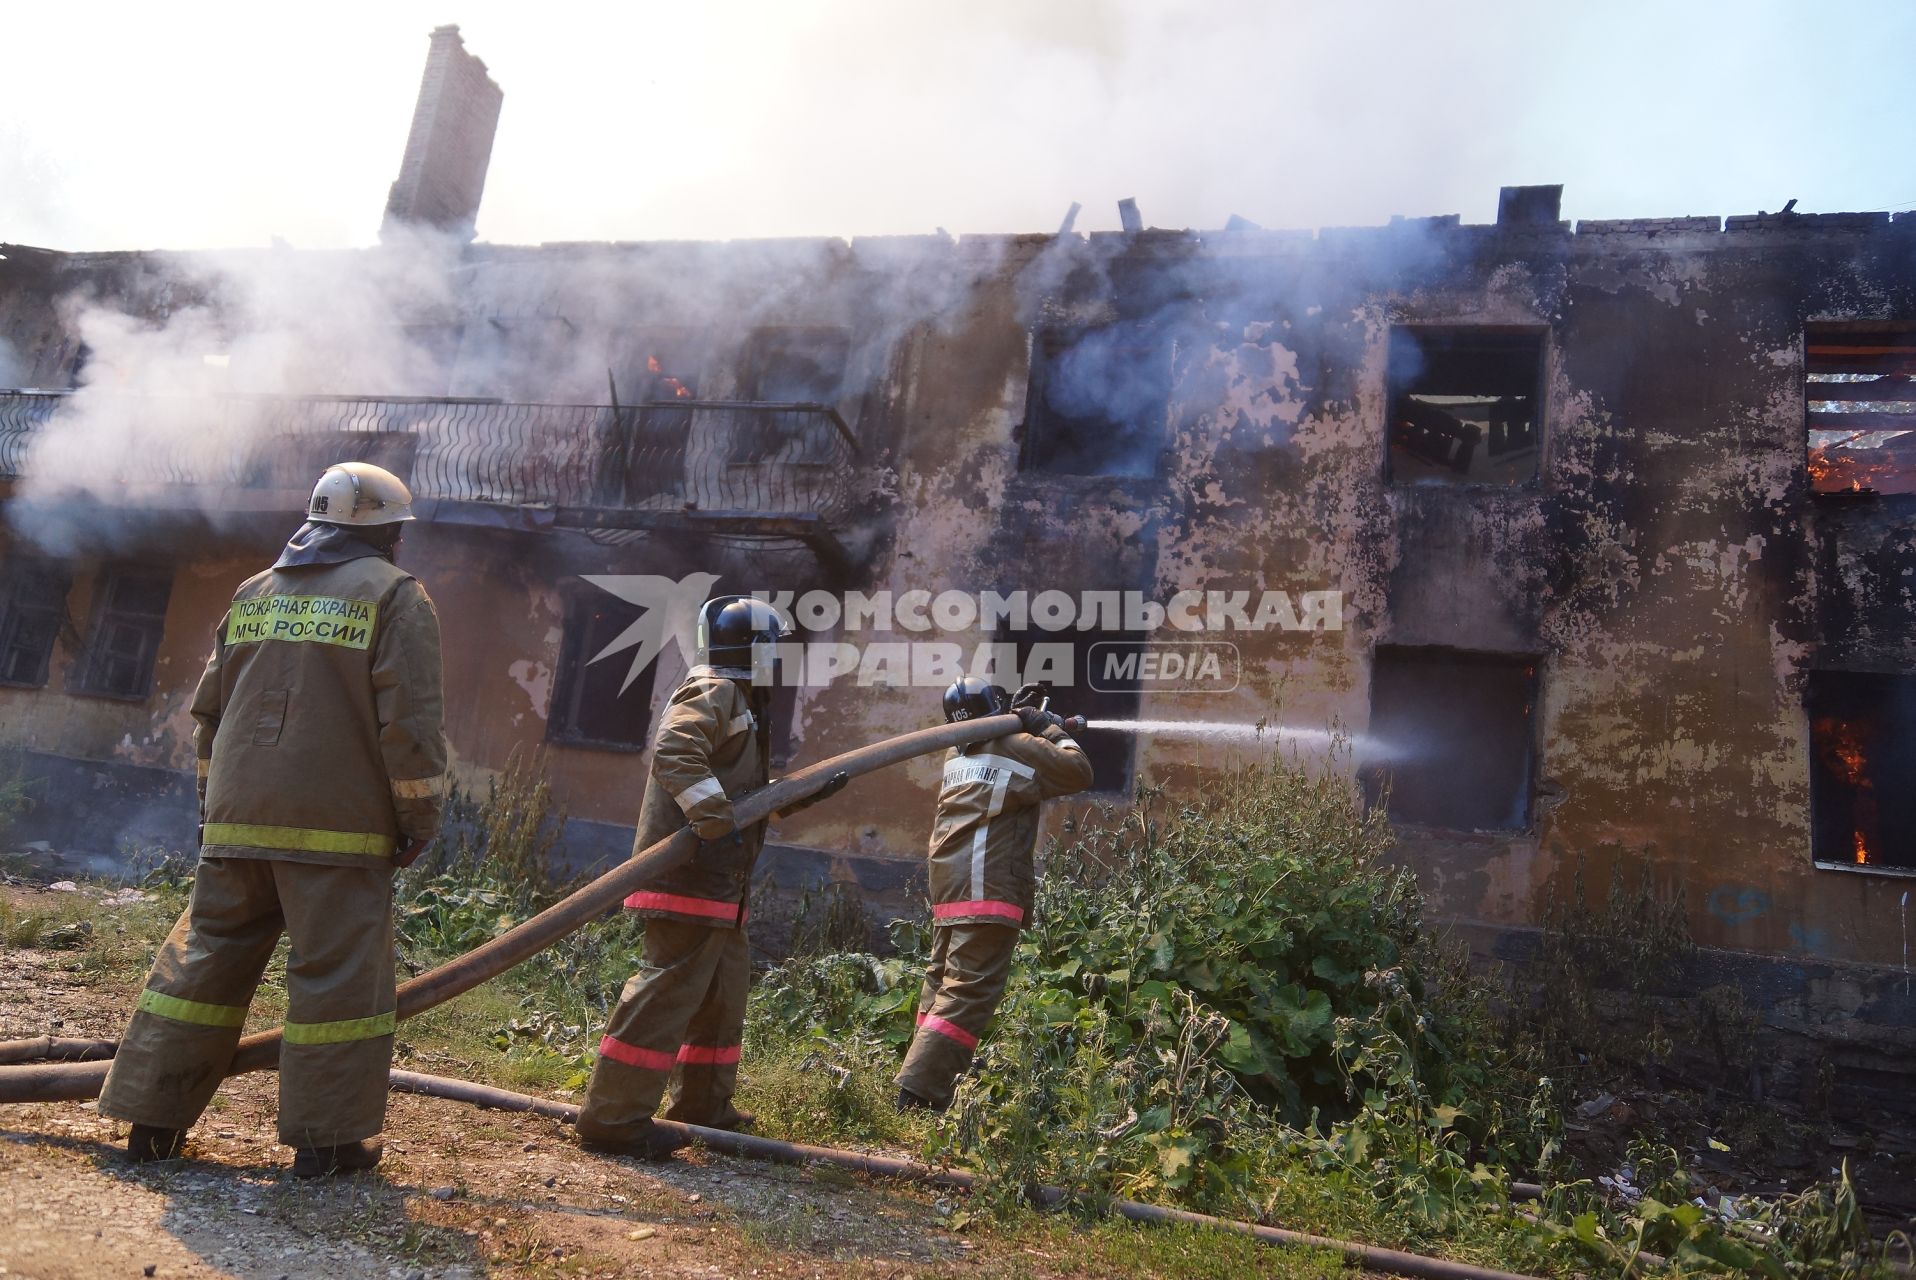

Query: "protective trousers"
left=895, top=922, right=1019, bottom=1108
left=98, top=857, right=396, bottom=1148
left=576, top=918, right=750, bottom=1143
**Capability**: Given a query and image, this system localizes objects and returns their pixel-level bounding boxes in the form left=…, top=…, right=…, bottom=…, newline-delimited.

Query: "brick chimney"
left=381, top=25, right=503, bottom=243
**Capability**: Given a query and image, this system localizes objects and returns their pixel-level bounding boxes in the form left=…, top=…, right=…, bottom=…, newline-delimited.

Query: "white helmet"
left=306, top=462, right=415, bottom=526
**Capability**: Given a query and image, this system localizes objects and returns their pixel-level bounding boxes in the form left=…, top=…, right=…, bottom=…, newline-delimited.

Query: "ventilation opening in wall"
left=1806, top=327, right=1916, bottom=497
left=1364, top=646, right=1538, bottom=830
left=1808, top=670, right=1916, bottom=871
left=1385, top=327, right=1543, bottom=486
left=1022, top=323, right=1172, bottom=478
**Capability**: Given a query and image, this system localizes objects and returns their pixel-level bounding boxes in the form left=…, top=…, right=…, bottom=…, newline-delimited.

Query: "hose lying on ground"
left=0, top=1037, right=117, bottom=1065
left=382, top=1069, right=1545, bottom=1280
left=0, top=713, right=1031, bottom=1106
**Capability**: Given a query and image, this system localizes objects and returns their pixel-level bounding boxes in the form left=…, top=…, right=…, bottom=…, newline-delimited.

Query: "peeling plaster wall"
left=6, top=215, right=1916, bottom=997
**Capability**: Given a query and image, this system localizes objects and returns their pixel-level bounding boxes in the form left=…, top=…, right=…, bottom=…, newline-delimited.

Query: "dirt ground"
left=0, top=894, right=1366, bottom=1280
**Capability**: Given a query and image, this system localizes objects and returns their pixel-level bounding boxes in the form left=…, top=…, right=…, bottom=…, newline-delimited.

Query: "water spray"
left=1084, top=718, right=1400, bottom=760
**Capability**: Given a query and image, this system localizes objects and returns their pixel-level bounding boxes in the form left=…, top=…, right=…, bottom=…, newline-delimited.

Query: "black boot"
left=576, top=1119, right=693, bottom=1162
left=895, top=1087, right=945, bottom=1114
left=126, top=1125, right=185, bottom=1163
left=291, top=1138, right=384, bottom=1178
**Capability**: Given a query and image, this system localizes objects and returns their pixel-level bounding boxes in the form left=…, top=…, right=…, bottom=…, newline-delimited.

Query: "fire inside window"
left=547, top=594, right=658, bottom=751
left=734, top=326, right=851, bottom=465
left=1022, top=324, right=1172, bottom=478
left=597, top=331, right=705, bottom=506
left=1808, top=671, right=1916, bottom=870
left=0, top=559, right=71, bottom=689
left=1805, top=328, right=1916, bottom=497
left=72, top=568, right=172, bottom=700
left=1364, top=646, right=1538, bottom=830
left=1385, top=328, right=1544, bottom=486
left=1000, top=624, right=1143, bottom=794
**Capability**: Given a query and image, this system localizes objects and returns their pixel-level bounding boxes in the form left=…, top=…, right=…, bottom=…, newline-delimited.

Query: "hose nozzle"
left=1062, top=714, right=1088, bottom=733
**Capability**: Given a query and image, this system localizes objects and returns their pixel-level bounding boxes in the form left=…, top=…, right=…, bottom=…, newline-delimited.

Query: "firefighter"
left=895, top=679, right=1093, bottom=1112
left=99, top=462, right=446, bottom=1177
left=575, top=596, right=846, bottom=1161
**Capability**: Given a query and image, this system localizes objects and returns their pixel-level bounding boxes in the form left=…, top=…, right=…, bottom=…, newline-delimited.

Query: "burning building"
left=2, top=30, right=1915, bottom=1106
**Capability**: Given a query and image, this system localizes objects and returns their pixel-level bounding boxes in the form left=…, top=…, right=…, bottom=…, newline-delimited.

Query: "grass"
left=12, top=753, right=1904, bottom=1280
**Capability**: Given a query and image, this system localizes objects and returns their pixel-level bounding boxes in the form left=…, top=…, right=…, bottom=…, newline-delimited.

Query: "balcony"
left=0, top=391, right=861, bottom=563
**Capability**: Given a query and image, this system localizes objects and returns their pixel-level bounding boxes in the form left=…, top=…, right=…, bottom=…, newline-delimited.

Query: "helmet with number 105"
left=306, top=462, right=415, bottom=527
left=942, top=676, right=1008, bottom=723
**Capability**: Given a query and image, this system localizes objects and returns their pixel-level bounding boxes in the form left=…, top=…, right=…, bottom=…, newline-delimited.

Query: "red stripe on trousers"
left=931, top=899, right=1025, bottom=924
left=677, top=1043, right=742, bottom=1065
left=918, top=1014, right=979, bottom=1050
left=597, top=1035, right=675, bottom=1072
left=623, top=890, right=741, bottom=922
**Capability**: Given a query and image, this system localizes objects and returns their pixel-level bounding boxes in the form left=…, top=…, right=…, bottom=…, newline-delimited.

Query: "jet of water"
left=1084, top=719, right=1405, bottom=761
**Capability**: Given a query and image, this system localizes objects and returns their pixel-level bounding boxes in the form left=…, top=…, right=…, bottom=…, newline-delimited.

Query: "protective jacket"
left=926, top=722, right=1092, bottom=927
left=624, top=666, right=768, bottom=928
left=192, top=553, right=448, bottom=866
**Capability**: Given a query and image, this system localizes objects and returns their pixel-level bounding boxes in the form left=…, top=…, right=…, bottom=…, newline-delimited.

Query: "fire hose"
left=0, top=711, right=1036, bottom=1104
left=0, top=710, right=1550, bottom=1279
left=0, top=1043, right=1546, bottom=1280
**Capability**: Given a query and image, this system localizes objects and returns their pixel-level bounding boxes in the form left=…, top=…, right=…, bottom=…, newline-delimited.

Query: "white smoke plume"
left=10, top=224, right=1010, bottom=553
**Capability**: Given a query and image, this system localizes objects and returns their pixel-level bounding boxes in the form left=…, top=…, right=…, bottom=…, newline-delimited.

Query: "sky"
left=3, top=1, right=1912, bottom=252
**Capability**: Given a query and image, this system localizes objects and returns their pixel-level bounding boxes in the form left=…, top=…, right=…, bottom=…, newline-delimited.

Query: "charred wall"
left=5, top=212, right=1916, bottom=1031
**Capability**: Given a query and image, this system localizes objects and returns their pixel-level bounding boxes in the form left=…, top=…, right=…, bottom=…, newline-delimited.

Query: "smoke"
left=11, top=223, right=1010, bottom=554
left=0, top=335, right=24, bottom=389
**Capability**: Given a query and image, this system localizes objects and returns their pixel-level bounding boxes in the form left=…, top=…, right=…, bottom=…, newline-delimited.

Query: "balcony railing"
left=0, top=392, right=860, bottom=523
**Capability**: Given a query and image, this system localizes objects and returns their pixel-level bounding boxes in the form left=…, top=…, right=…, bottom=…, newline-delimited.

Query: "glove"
left=777, top=770, right=850, bottom=819
left=1010, top=683, right=1048, bottom=711
left=395, top=836, right=430, bottom=869
left=1015, top=706, right=1053, bottom=735
left=694, top=803, right=738, bottom=841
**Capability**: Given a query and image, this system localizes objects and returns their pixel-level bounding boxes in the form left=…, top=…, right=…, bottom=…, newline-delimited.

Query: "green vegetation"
left=748, top=762, right=1903, bottom=1278
left=11, top=748, right=1904, bottom=1278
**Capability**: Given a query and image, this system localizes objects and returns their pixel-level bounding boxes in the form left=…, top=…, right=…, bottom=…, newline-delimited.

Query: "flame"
left=1815, top=716, right=1876, bottom=865
left=644, top=355, right=694, bottom=399
left=1825, top=721, right=1866, bottom=781
left=1809, top=432, right=1916, bottom=495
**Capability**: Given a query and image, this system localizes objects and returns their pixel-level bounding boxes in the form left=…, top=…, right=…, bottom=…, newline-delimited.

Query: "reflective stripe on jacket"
left=193, top=555, right=448, bottom=867
left=925, top=724, right=1093, bottom=927
left=625, top=668, right=768, bottom=928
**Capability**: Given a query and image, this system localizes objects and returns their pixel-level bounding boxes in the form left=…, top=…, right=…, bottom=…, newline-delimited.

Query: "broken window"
left=595, top=328, right=707, bottom=505
left=1808, top=670, right=1916, bottom=870
left=1365, top=646, right=1538, bottom=830
left=1022, top=324, right=1172, bottom=478
left=547, top=593, right=659, bottom=751
left=1000, top=624, right=1143, bottom=794
left=72, top=568, right=171, bottom=700
left=733, top=327, right=852, bottom=465
left=0, top=558, right=71, bottom=689
left=1805, top=328, right=1916, bottom=496
left=1385, top=328, right=1543, bottom=486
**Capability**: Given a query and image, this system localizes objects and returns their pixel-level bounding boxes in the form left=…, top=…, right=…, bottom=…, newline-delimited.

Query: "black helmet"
left=943, top=676, right=1008, bottom=723
left=697, top=596, right=786, bottom=680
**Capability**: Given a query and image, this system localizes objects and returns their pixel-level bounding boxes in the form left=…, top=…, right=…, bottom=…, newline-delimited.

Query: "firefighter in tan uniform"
left=576, top=596, right=845, bottom=1160
left=896, top=678, right=1093, bottom=1111
left=99, top=462, right=446, bottom=1177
